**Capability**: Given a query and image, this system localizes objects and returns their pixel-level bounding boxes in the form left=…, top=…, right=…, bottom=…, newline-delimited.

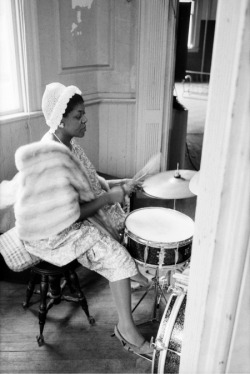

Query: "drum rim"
left=125, top=206, right=194, bottom=220
left=132, top=258, right=190, bottom=269
left=152, top=292, right=186, bottom=373
left=125, top=207, right=194, bottom=247
left=125, top=227, right=193, bottom=248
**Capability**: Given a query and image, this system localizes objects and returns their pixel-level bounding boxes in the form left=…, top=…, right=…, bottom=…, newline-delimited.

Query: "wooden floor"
left=0, top=266, right=167, bottom=373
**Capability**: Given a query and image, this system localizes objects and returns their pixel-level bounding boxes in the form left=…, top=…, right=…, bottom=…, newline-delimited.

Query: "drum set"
left=123, top=166, right=200, bottom=371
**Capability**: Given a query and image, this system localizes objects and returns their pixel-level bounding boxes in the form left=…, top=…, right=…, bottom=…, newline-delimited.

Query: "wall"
left=36, top=0, right=137, bottom=174
left=0, top=0, right=138, bottom=232
left=0, top=0, right=137, bottom=183
left=0, top=114, right=45, bottom=231
left=98, top=100, right=136, bottom=177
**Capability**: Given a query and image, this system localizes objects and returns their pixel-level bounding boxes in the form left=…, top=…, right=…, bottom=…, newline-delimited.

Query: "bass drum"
left=152, top=292, right=186, bottom=374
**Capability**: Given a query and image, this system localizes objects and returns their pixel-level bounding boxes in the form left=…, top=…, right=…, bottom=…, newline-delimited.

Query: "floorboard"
left=0, top=265, right=168, bottom=373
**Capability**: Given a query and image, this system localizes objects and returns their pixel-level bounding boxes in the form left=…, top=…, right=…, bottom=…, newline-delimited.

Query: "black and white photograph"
left=0, top=0, right=249, bottom=373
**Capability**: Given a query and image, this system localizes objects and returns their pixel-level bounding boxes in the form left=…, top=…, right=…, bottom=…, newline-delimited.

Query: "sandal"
left=113, top=325, right=154, bottom=355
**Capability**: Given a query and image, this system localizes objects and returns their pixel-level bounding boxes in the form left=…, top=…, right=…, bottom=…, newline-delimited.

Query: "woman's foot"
left=114, top=325, right=153, bottom=355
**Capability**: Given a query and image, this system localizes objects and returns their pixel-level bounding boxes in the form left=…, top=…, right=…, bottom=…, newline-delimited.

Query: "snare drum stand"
left=132, top=265, right=171, bottom=326
left=132, top=258, right=190, bottom=326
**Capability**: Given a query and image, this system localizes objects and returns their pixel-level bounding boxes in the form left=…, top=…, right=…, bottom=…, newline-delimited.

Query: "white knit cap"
left=42, top=82, right=82, bottom=133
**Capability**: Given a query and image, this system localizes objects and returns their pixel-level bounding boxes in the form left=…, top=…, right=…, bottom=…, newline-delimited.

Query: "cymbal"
left=189, top=171, right=200, bottom=196
left=142, top=170, right=197, bottom=199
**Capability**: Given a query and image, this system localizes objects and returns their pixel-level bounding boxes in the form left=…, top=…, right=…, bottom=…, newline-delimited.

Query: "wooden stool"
left=22, top=260, right=95, bottom=346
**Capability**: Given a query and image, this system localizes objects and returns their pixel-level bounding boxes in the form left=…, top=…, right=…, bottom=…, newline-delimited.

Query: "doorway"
left=171, top=0, right=217, bottom=172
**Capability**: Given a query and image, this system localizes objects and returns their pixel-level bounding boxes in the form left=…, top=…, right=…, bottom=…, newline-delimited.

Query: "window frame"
left=0, top=0, right=41, bottom=121
left=0, top=0, right=25, bottom=116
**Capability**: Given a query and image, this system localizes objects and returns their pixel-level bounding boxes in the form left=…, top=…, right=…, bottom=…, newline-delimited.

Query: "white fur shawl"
left=14, top=141, right=95, bottom=240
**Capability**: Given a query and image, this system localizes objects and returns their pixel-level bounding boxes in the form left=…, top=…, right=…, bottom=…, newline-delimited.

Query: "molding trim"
left=0, top=111, right=43, bottom=125
left=0, top=95, right=135, bottom=124
left=22, top=0, right=42, bottom=112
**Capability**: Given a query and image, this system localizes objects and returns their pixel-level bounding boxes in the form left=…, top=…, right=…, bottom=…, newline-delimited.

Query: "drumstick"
left=132, top=171, right=148, bottom=183
left=132, top=153, right=161, bottom=185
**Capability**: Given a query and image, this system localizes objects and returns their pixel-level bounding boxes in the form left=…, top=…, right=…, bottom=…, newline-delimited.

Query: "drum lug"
left=158, top=247, right=165, bottom=268
left=174, top=243, right=180, bottom=265
left=169, top=285, right=187, bottom=295
left=151, top=337, right=168, bottom=351
left=123, top=230, right=128, bottom=246
left=144, top=245, right=149, bottom=266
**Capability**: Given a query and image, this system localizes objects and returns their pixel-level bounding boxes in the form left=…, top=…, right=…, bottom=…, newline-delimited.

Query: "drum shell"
left=152, top=293, right=187, bottom=374
left=125, top=234, right=192, bottom=267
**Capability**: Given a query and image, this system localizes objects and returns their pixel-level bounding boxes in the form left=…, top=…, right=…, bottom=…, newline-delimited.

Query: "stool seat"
left=22, top=260, right=95, bottom=346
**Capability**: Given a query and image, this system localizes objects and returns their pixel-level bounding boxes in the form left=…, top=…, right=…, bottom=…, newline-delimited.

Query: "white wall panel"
left=0, top=114, right=46, bottom=182
left=136, top=0, right=176, bottom=172
left=99, top=100, right=136, bottom=177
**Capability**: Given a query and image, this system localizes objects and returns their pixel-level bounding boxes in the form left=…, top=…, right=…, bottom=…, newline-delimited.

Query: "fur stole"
left=13, top=141, right=120, bottom=242
left=14, top=142, right=96, bottom=240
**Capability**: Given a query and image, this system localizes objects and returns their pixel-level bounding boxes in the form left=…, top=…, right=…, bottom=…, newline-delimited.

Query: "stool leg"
left=22, top=269, right=37, bottom=308
left=66, top=269, right=95, bottom=325
left=47, top=274, right=61, bottom=308
left=37, top=274, right=49, bottom=346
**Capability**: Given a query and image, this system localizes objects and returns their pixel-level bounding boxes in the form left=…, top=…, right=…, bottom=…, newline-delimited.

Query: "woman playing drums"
left=20, top=82, right=153, bottom=355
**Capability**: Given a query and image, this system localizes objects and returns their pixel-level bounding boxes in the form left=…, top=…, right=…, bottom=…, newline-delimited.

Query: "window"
left=0, top=0, right=25, bottom=115
left=0, top=0, right=40, bottom=118
left=187, top=0, right=196, bottom=49
left=179, top=0, right=197, bottom=50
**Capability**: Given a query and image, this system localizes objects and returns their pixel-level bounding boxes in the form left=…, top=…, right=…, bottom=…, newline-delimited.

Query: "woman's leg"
left=130, top=268, right=151, bottom=287
left=130, top=261, right=154, bottom=287
left=109, top=277, right=146, bottom=347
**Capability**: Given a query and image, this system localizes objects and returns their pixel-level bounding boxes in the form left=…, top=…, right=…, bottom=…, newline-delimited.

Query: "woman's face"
left=63, top=103, right=87, bottom=138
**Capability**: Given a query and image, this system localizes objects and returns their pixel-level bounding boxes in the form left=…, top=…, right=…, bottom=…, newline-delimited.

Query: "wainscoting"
left=98, top=100, right=136, bottom=178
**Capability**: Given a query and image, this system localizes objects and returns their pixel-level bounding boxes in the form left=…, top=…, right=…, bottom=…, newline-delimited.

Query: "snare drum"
left=152, top=291, right=186, bottom=374
left=124, top=208, right=194, bottom=268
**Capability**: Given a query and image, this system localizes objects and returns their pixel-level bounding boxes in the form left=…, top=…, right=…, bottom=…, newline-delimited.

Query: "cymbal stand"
left=173, top=163, right=180, bottom=211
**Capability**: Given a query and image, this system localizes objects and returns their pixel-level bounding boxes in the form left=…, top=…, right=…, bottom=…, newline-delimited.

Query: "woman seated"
left=22, top=82, right=153, bottom=356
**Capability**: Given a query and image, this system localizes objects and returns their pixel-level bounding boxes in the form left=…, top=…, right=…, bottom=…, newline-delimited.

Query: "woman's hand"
left=98, top=176, right=110, bottom=192
left=106, top=178, right=131, bottom=189
left=107, top=186, right=127, bottom=204
left=120, top=178, right=133, bottom=186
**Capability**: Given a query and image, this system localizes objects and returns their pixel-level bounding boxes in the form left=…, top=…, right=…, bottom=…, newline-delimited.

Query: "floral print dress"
left=23, top=139, right=137, bottom=282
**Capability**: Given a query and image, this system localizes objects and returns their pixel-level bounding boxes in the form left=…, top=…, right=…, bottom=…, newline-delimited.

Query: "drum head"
left=125, top=207, right=194, bottom=245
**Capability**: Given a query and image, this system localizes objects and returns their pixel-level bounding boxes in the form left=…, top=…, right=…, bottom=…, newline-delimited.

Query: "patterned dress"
left=23, top=139, right=137, bottom=282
